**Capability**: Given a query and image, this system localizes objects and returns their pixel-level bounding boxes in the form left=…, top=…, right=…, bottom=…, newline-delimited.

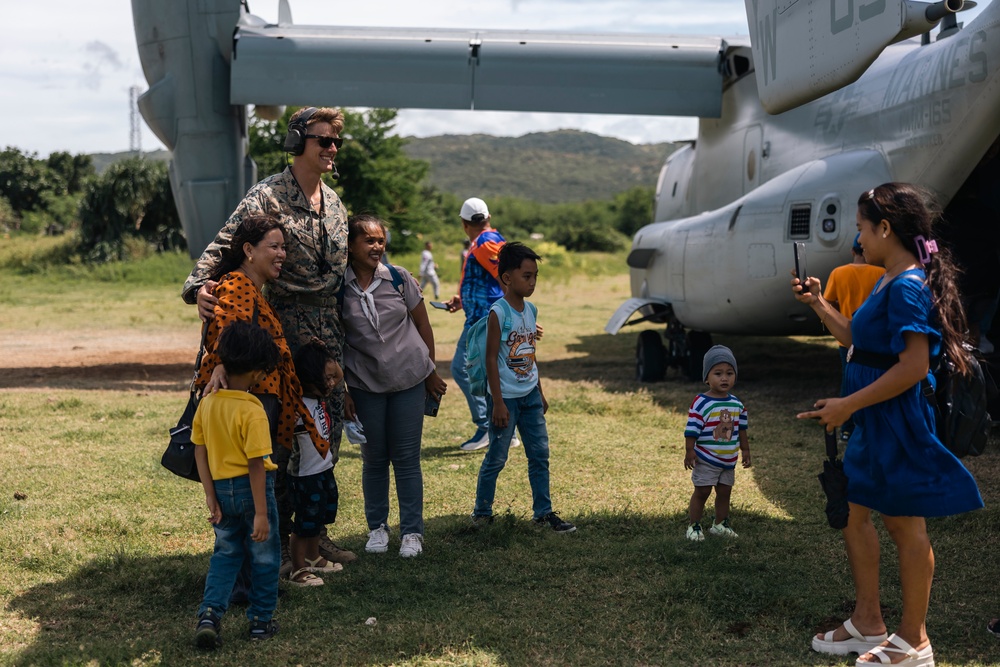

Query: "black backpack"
left=923, top=345, right=993, bottom=458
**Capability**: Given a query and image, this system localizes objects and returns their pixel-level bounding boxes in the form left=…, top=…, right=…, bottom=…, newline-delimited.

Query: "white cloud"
left=1, top=0, right=985, bottom=156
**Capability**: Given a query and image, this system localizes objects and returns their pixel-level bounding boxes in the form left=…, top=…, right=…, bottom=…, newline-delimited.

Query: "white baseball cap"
left=460, top=197, right=490, bottom=221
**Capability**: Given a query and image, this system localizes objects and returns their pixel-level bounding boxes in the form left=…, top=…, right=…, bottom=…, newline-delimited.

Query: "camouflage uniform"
left=182, top=167, right=349, bottom=466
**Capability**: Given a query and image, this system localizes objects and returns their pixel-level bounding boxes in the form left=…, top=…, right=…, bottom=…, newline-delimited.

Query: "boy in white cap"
left=683, top=345, right=751, bottom=541
left=445, top=197, right=513, bottom=451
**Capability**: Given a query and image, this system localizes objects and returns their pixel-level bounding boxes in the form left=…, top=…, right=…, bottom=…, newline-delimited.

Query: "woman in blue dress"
left=793, top=183, right=983, bottom=667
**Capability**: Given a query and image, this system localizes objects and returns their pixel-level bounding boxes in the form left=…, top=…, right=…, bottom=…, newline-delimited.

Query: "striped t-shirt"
left=684, top=394, right=748, bottom=469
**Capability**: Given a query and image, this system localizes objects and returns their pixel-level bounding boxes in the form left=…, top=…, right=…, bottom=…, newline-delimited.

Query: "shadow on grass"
left=8, top=504, right=1000, bottom=666
left=3, top=510, right=846, bottom=667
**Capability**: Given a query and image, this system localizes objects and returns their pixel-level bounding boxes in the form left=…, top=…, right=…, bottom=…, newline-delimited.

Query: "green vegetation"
left=403, top=130, right=679, bottom=204
left=1, top=257, right=998, bottom=666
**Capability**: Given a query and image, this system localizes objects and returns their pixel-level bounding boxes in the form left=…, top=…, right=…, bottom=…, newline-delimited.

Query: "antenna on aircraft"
left=277, top=0, right=292, bottom=26
left=129, top=85, right=142, bottom=156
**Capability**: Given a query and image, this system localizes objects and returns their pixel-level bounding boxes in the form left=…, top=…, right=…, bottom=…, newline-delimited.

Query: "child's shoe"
left=533, top=511, right=576, bottom=533
left=686, top=522, right=705, bottom=541
left=248, top=618, right=279, bottom=641
left=709, top=518, right=739, bottom=538
left=194, top=610, right=222, bottom=650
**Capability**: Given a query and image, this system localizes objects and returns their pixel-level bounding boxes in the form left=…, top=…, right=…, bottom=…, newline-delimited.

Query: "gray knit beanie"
left=702, top=345, right=738, bottom=381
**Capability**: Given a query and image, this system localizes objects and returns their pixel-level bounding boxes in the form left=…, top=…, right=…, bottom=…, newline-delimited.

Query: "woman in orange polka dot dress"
left=196, top=213, right=328, bottom=458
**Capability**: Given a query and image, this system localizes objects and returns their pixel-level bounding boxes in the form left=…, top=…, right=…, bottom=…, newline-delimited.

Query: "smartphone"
left=794, top=242, right=809, bottom=293
left=429, top=301, right=448, bottom=310
left=424, top=393, right=440, bottom=417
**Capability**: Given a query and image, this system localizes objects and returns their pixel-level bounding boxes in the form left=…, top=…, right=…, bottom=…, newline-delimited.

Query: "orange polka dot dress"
left=196, top=271, right=329, bottom=457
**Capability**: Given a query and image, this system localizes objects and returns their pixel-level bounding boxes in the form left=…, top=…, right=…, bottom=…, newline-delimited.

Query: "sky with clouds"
left=2, top=0, right=987, bottom=157
left=0, top=0, right=753, bottom=157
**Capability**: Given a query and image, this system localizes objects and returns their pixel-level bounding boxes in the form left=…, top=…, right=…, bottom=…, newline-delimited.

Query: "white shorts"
left=691, top=459, right=735, bottom=487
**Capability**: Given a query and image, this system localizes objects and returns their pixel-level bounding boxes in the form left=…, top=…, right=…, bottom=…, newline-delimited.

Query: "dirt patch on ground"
left=0, top=329, right=199, bottom=392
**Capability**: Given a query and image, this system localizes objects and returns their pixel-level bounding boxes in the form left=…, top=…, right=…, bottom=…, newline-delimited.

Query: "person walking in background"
left=823, top=236, right=885, bottom=442
left=446, top=198, right=515, bottom=452
left=471, top=242, right=574, bottom=533
left=683, top=345, right=751, bottom=541
left=419, top=241, right=440, bottom=300
left=794, top=183, right=983, bottom=665
left=182, top=106, right=357, bottom=569
left=342, top=215, right=447, bottom=558
left=192, top=321, right=282, bottom=649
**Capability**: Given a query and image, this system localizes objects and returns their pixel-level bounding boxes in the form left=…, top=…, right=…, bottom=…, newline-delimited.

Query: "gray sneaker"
left=365, top=524, right=390, bottom=554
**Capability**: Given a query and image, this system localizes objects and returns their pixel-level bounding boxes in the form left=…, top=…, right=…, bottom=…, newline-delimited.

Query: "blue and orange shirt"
left=460, top=229, right=506, bottom=326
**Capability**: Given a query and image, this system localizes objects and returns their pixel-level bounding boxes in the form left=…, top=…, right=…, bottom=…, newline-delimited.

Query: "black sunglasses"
left=305, top=134, right=344, bottom=149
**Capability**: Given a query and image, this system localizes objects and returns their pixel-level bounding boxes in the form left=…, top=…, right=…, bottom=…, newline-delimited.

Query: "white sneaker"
left=708, top=519, right=739, bottom=538
left=686, top=523, right=705, bottom=542
left=399, top=533, right=423, bottom=558
left=510, top=434, right=521, bottom=448
left=459, top=428, right=490, bottom=452
left=365, top=524, right=389, bottom=554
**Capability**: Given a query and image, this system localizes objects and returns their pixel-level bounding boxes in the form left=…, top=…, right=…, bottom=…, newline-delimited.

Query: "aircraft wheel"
left=636, top=330, right=667, bottom=382
left=683, top=331, right=714, bottom=381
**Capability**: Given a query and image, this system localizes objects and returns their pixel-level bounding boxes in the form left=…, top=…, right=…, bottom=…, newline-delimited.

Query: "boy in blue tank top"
left=471, top=242, right=575, bottom=532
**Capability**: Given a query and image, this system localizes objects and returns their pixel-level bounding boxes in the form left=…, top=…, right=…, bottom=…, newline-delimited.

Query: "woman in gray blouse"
left=342, top=215, right=448, bottom=558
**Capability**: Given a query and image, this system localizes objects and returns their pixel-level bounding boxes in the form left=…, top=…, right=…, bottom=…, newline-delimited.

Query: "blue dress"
left=844, top=268, right=983, bottom=517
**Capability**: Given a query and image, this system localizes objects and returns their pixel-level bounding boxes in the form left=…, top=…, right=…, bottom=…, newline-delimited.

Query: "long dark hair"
left=858, top=183, right=970, bottom=375
left=212, top=213, right=286, bottom=281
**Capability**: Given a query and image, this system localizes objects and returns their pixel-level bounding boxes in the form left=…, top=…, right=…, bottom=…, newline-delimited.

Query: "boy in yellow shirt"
left=192, top=321, right=282, bottom=648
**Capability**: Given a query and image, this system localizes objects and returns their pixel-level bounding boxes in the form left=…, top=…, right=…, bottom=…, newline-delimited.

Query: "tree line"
left=0, top=108, right=655, bottom=262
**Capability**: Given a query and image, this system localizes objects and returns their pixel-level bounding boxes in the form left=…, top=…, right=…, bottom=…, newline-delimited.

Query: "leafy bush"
left=77, top=158, right=183, bottom=262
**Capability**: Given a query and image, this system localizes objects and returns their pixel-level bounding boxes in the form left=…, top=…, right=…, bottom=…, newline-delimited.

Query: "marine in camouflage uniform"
left=182, top=167, right=349, bottom=466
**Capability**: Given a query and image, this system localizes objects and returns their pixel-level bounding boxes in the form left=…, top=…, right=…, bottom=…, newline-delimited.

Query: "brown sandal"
left=288, top=568, right=324, bottom=587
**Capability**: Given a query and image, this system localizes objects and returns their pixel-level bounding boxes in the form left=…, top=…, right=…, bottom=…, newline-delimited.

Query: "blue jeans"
left=451, top=325, right=489, bottom=431
left=198, top=472, right=280, bottom=623
left=474, top=386, right=552, bottom=520
left=353, top=382, right=425, bottom=536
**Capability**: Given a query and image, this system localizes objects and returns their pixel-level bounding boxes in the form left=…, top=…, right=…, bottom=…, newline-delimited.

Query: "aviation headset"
left=283, top=107, right=319, bottom=155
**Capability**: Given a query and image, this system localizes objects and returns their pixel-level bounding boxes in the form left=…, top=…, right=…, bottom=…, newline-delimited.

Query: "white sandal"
left=812, top=618, right=889, bottom=655
left=288, top=568, right=324, bottom=587
left=856, top=633, right=934, bottom=666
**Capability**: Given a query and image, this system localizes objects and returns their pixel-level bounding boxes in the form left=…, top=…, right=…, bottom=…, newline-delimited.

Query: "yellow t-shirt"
left=824, top=263, right=886, bottom=319
left=191, top=390, right=277, bottom=480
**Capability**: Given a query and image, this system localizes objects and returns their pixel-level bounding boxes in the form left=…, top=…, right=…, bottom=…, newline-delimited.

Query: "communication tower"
left=129, top=86, right=142, bottom=155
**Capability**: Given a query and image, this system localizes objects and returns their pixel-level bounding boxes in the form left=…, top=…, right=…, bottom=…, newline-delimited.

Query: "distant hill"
left=90, top=150, right=170, bottom=174
left=403, top=130, right=680, bottom=203
left=90, top=131, right=679, bottom=203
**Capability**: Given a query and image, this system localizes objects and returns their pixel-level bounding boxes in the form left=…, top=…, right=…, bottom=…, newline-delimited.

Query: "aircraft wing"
left=231, top=24, right=727, bottom=118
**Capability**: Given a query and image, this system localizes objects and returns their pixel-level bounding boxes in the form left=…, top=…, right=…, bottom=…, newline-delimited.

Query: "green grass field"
left=1, top=239, right=998, bottom=666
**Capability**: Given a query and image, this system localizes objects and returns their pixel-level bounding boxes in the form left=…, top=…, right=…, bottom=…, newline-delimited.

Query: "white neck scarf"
left=349, top=276, right=384, bottom=341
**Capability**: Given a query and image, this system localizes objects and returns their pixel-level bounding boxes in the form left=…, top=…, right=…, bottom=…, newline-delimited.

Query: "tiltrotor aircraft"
left=132, top=0, right=1000, bottom=380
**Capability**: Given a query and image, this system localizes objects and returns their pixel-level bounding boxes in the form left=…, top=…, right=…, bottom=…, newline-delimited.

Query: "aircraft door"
left=742, top=125, right=762, bottom=195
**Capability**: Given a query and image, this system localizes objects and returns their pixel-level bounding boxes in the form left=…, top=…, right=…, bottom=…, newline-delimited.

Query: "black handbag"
left=162, top=306, right=283, bottom=482
left=162, top=324, right=209, bottom=482
left=817, top=429, right=849, bottom=529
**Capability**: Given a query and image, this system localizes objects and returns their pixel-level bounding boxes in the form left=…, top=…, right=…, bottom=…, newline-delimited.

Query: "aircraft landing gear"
left=635, top=321, right=713, bottom=383
left=636, top=330, right=667, bottom=382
